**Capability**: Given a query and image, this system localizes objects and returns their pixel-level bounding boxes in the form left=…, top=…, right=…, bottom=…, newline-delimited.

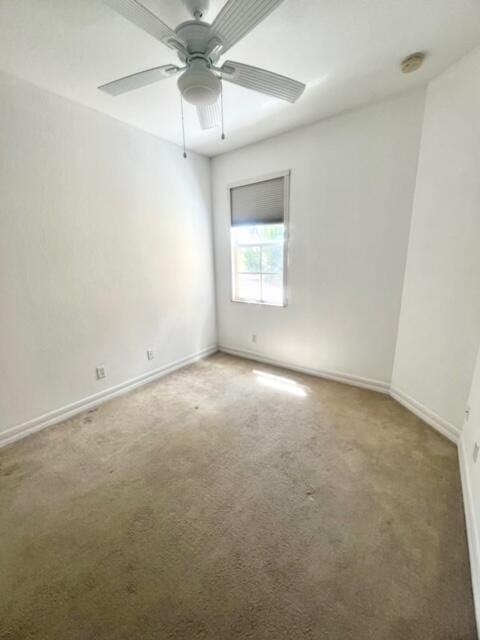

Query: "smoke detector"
left=401, top=52, right=426, bottom=74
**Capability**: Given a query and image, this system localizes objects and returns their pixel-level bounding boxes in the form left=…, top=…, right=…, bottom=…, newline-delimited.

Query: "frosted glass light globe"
left=178, top=64, right=221, bottom=107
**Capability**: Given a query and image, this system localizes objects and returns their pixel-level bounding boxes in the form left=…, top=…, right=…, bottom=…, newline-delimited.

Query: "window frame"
left=228, top=170, right=290, bottom=307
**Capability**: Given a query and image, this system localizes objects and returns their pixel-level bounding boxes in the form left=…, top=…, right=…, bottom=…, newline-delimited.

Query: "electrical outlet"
left=465, top=406, right=471, bottom=421
left=473, top=442, right=479, bottom=464
left=96, top=366, right=106, bottom=380
left=147, top=349, right=154, bottom=361
left=252, top=334, right=257, bottom=344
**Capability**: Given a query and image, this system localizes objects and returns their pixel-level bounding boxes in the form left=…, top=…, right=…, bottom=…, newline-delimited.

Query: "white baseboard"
left=0, top=345, right=218, bottom=449
left=459, top=436, right=480, bottom=635
left=218, top=345, right=390, bottom=394
left=2, top=345, right=461, bottom=450
left=390, top=386, right=460, bottom=444
left=219, top=346, right=463, bottom=446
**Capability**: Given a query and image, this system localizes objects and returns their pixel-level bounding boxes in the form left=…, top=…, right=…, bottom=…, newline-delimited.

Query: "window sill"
left=231, top=298, right=287, bottom=308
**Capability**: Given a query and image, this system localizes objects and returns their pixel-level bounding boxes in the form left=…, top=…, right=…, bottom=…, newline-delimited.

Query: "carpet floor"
left=0, top=353, right=475, bottom=639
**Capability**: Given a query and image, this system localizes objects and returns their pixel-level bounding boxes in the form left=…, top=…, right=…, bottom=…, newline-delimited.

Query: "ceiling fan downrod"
left=182, top=0, right=210, bottom=20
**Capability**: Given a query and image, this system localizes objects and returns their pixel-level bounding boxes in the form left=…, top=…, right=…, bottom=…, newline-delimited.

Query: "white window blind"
left=230, top=176, right=285, bottom=226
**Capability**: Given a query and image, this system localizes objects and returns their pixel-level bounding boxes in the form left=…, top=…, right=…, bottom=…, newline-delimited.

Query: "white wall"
left=0, top=72, right=216, bottom=437
left=211, top=91, right=425, bottom=387
left=392, top=47, right=480, bottom=435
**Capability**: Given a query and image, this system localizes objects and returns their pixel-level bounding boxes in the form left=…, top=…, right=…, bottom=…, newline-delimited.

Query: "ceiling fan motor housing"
left=174, top=20, right=222, bottom=65
left=178, top=59, right=221, bottom=106
left=175, top=19, right=223, bottom=107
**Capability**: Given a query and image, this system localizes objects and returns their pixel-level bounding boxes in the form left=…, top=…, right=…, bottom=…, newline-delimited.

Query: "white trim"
left=227, top=169, right=291, bottom=190
left=0, top=346, right=218, bottom=449
left=390, top=386, right=460, bottom=443
left=218, top=345, right=390, bottom=394
left=3, top=346, right=461, bottom=449
left=459, top=435, right=480, bottom=636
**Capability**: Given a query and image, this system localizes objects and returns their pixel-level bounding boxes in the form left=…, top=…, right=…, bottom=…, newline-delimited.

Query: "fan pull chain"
left=180, top=95, right=187, bottom=158
left=220, top=84, right=226, bottom=141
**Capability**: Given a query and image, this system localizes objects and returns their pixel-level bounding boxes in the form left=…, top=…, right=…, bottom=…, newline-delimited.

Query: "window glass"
left=231, top=223, right=286, bottom=306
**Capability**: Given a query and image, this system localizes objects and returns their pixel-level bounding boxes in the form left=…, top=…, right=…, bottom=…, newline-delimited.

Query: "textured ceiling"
left=1, top=0, right=480, bottom=156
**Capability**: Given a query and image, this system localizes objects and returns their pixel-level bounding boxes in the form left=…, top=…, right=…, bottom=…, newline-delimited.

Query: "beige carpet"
left=0, top=353, right=475, bottom=639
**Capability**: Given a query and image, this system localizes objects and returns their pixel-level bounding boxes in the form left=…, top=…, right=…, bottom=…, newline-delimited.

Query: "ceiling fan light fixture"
left=177, top=62, right=221, bottom=106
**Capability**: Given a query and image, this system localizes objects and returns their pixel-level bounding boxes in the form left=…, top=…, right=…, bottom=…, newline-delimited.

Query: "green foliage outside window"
left=237, top=224, right=284, bottom=273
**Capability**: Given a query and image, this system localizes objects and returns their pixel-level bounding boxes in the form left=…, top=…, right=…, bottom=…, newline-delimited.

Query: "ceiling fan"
left=99, top=0, right=306, bottom=135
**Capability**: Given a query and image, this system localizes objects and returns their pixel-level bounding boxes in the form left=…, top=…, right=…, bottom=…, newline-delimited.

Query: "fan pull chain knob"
left=220, top=84, right=226, bottom=141
left=180, top=95, right=187, bottom=159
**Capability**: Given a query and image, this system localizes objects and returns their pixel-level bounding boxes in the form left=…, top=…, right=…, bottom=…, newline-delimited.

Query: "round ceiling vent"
left=401, top=52, right=426, bottom=74
left=177, top=62, right=221, bottom=106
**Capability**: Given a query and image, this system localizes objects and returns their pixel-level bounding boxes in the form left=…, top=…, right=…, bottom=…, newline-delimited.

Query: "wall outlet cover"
left=96, top=366, right=106, bottom=380
left=147, top=349, right=154, bottom=360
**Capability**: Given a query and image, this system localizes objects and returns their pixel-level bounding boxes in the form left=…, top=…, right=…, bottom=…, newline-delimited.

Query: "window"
left=231, top=224, right=285, bottom=305
left=230, top=172, right=289, bottom=307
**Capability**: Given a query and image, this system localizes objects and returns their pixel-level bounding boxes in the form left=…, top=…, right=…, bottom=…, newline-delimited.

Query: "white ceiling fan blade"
left=99, top=64, right=181, bottom=95
left=221, top=61, right=305, bottom=103
left=210, top=0, right=285, bottom=54
left=104, top=0, right=184, bottom=49
left=197, top=101, right=221, bottom=130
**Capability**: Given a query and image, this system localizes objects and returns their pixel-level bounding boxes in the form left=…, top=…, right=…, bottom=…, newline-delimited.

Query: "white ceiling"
left=1, top=0, right=480, bottom=157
